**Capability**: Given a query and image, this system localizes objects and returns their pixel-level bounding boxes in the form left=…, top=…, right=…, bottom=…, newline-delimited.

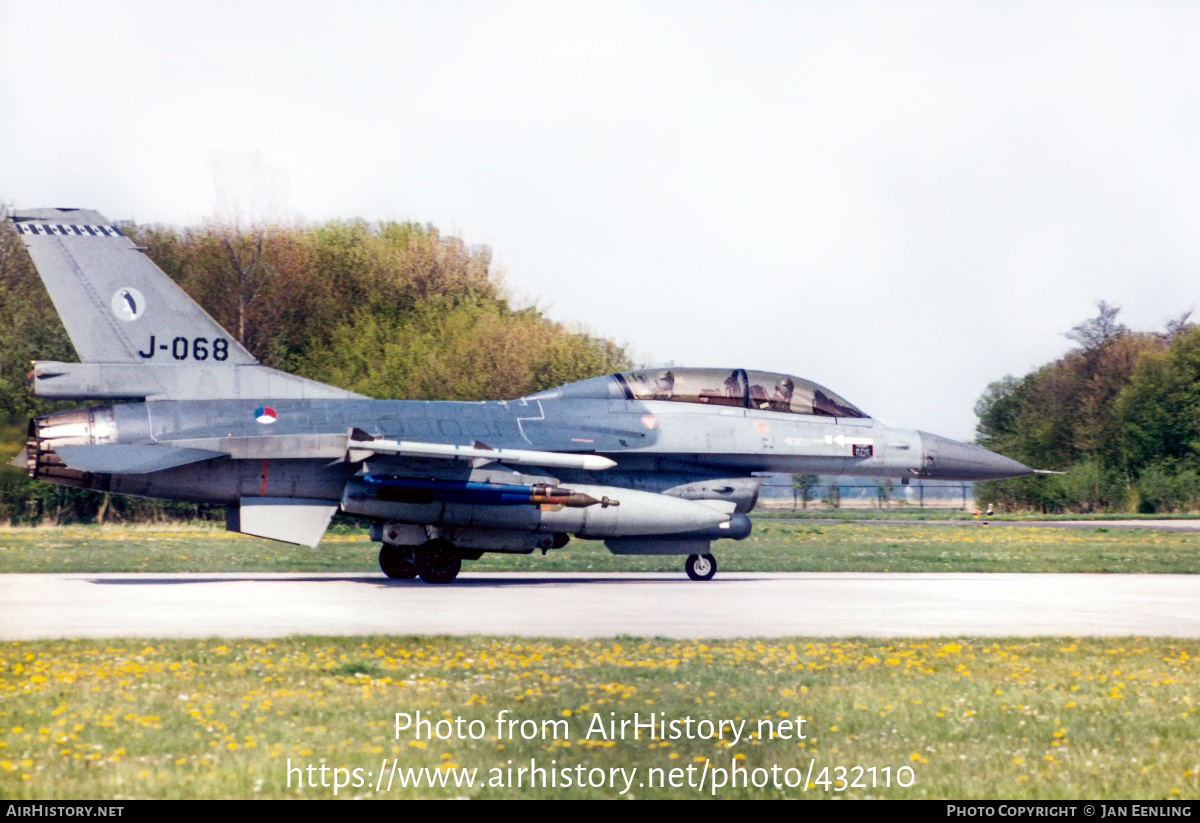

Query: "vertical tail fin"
left=10, top=207, right=361, bottom=401
left=10, top=208, right=257, bottom=365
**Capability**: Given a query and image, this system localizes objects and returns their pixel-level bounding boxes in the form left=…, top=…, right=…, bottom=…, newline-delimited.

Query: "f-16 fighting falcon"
left=10, top=208, right=1036, bottom=584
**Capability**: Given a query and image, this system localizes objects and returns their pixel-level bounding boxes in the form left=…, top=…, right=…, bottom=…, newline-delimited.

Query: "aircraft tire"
left=379, top=544, right=418, bottom=579
left=416, top=540, right=462, bottom=585
left=685, top=553, right=717, bottom=581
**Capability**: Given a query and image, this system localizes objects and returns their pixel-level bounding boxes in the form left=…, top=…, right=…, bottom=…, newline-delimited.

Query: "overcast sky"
left=4, top=0, right=1199, bottom=440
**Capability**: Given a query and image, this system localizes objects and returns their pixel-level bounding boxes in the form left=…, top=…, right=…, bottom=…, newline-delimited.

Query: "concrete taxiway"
left=3, top=571, right=1199, bottom=639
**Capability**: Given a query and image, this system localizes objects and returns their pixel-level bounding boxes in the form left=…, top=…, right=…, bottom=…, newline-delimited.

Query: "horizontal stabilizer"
left=229, top=498, right=339, bottom=547
left=54, top=444, right=224, bottom=473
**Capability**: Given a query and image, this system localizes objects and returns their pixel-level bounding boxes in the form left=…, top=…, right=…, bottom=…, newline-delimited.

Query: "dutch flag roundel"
left=255, top=407, right=278, bottom=424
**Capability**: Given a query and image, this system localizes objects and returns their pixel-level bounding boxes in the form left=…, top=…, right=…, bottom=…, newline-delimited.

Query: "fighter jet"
left=10, top=207, right=1035, bottom=583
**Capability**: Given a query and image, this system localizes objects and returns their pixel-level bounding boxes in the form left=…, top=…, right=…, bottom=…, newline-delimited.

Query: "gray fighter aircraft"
left=10, top=207, right=1035, bottom=583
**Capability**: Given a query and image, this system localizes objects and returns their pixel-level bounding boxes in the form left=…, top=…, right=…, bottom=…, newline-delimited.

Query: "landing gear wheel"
left=379, top=544, right=417, bottom=579
left=416, top=539, right=462, bottom=585
left=686, top=553, right=717, bottom=581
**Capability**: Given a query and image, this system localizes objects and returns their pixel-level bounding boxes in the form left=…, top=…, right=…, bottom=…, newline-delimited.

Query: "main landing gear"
left=379, top=539, right=462, bottom=584
left=379, top=544, right=418, bottom=579
left=685, top=553, right=717, bottom=581
left=414, top=539, right=462, bottom=585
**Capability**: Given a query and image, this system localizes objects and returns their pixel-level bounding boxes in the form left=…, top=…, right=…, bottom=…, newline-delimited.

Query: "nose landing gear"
left=685, top=553, right=717, bottom=581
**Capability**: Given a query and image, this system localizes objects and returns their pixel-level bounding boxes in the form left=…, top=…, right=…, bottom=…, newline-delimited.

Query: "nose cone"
left=917, top=432, right=1033, bottom=481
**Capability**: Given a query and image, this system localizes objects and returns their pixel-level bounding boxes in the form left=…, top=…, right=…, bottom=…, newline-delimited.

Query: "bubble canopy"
left=613, top=368, right=867, bottom=419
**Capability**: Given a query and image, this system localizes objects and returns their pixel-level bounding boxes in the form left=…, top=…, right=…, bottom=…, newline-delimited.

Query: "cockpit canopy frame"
left=613, top=368, right=867, bottom=419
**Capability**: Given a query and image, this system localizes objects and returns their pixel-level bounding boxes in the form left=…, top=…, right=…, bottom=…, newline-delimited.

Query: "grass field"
left=0, top=636, right=1195, bottom=799
left=2, top=522, right=1197, bottom=799
left=763, top=509, right=1200, bottom=521
left=0, top=519, right=1197, bottom=575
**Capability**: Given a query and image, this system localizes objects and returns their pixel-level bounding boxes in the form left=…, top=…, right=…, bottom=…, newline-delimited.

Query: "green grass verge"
left=1, top=520, right=1198, bottom=574
left=0, top=636, right=1195, bottom=799
left=763, top=509, right=1200, bottom=521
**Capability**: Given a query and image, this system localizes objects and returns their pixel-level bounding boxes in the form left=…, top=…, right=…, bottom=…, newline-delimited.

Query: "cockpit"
left=613, top=368, right=867, bottom=418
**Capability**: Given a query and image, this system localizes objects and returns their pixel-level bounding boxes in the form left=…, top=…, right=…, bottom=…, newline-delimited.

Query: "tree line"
left=0, top=217, right=630, bottom=523
left=975, top=302, right=1200, bottom=513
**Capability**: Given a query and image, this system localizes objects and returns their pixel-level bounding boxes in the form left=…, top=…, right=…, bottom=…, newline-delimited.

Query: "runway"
left=3, top=571, right=1199, bottom=639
